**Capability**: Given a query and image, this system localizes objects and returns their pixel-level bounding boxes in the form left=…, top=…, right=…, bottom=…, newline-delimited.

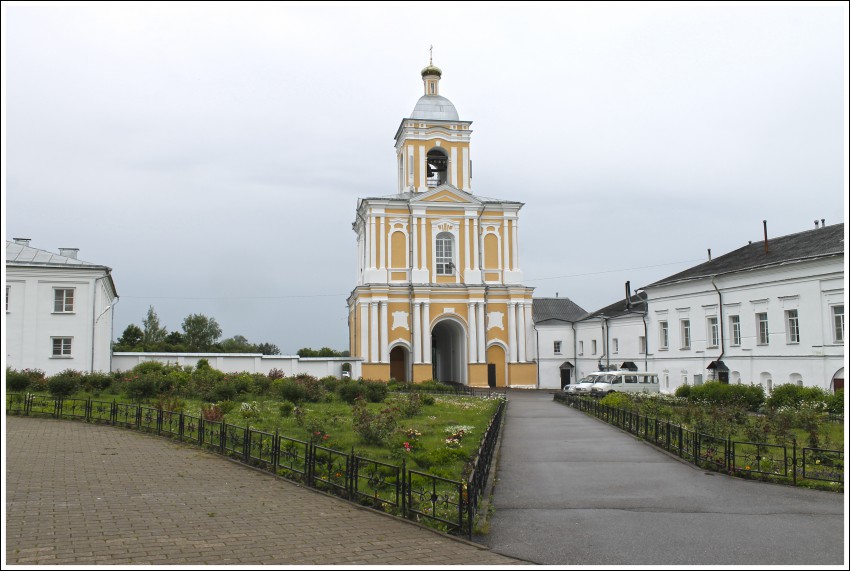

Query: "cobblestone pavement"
left=5, top=417, right=525, bottom=566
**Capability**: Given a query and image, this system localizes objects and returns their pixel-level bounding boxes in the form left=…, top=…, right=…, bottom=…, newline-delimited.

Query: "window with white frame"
left=659, top=321, right=669, bottom=349
left=435, top=232, right=454, bottom=275
left=578, top=341, right=584, bottom=355
left=52, top=337, right=72, bottom=357
left=833, top=305, right=844, bottom=344
left=680, top=319, right=691, bottom=349
left=53, top=288, right=75, bottom=313
left=638, top=336, right=646, bottom=354
left=756, top=312, right=769, bottom=345
left=612, top=338, right=619, bottom=354
left=729, top=315, right=741, bottom=346
left=554, top=341, right=562, bottom=354
left=592, top=340, right=597, bottom=355
left=785, top=309, right=800, bottom=344
left=707, top=317, right=719, bottom=348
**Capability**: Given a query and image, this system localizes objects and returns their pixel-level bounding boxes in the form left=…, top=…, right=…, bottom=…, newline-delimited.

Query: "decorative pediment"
left=411, top=184, right=481, bottom=205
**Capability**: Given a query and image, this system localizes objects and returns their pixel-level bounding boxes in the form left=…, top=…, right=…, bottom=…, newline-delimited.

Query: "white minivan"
left=590, top=372, right=660, bottom=395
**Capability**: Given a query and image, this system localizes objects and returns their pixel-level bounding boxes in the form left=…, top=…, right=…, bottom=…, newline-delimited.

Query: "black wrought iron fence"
left=555, top=393, right=843, bottom=487
left=6, top=393, right=507, bottom=538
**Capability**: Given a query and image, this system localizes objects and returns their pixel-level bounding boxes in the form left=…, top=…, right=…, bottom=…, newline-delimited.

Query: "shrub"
left=411, top=447, right=469, bottom=469
left=190, top=365, right=225, bottom=400
left=688, top=382, right=764, bottom=411
left=295, top=374, right=327, bottom=402
left=827, top=389, right=844, bottom=416
left=364, top=381, right=388, bottom=403
left=420, top=394, right=435, bottom=406
left=272, top=378, right=307, bottom=403
left=123, top=374, right=159, bottom=401
left=279, top=400, right=295, bottom=417
left=80, top=372, right=114, bottom=392
left=251, top=373, right=272, bottom=395
left=210, top=382, right=238, bottom=402
left=599, top=392, right=632, bottom=410
left=337, top=381, right=366, bottom=404
left=392, top=392, right=423, bottom=417
left=132, top=361, right=168, bottom=375
left=227, top=373, right=255, bottom=396
left=766, top=383, right=828, bottom=410
left=154, top=395, right=186, bottom=412
left=675, top=384, right=692, bottom=399
left=47, top=369, right=82, bottom=397
left=351, top=398, right=399, bottom=445
left=268, top=368, right=286, bottom=380
left=200, top=403, right=224, bottom=421
left=6, top=368, right=44, bottom=392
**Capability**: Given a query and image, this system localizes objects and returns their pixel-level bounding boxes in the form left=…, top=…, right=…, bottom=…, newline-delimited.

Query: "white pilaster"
left=477, top=302, right=486, bottom=361
left=468, top=302, right=477, bottom=363
left=360, top=303, right=369, bottom=359
left=462, top=147, right=470, bottom=190
left=465, top=218, right=472, bottom=271
left=502, top=220, right=509, bottom=272
left=422, top=303, right=432, bottom=364
left=370, top=302, right=379, bottom=362
left=369, top=215, right=375, bottom=269
left=379, top=216, right=386, bottom=270
left=511, top=219, right=519, bottom=270
left=419, top=145, right=426, bottom=193
left=412, top=217, right=419, bottom=270
left=450, top=146, right=458, bottom=187
left=380, top=301, right=389, bottom=362
left=508, top=301, right=517, bottom=363
left=413, top=302, right=422, bottom=363
left=517, top=302, right=527, bottom=362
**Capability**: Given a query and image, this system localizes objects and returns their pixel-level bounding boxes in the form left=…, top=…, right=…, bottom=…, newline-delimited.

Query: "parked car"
left=590, top=372, right=660, bottom=395
left=565, top=372, right=608, bottom=394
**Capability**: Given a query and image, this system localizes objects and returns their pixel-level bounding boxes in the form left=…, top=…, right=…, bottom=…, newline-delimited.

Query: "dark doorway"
left=431, top=319, right=466, bottom=383
left=487, top=364, right=496, bottom=388
left=560, top=368, right=571, bottom=390
left=389, top=346, right=408, bottom=382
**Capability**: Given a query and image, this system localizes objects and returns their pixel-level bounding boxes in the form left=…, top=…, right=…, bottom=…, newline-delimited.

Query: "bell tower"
left=394, top=60, right=473, bottom=193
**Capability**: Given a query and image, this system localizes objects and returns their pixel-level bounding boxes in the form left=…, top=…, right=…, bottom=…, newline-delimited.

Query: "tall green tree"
left=142, top=305, right=168, bottom=348
left=116, top=324, right=144, bottom=350
left=181, top=313, right=222, bottom=351
left=219, top=334, right=256, bottom=353
left=256, top=342, right=281, bottom=355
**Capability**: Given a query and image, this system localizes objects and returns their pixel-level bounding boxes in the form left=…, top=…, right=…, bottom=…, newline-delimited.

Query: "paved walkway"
left=4, top=417, right=524, bottom=566
left=480, top=390, right=846, bottom=566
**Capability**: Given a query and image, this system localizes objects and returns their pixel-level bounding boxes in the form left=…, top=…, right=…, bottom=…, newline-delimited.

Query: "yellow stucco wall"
left=508, top=363, right=537, bottom=386
left=361, top=363, right=390, bottom=381
left=468, top=364, right=489, bottom=387
left=412, top=364, right=434, bottom=383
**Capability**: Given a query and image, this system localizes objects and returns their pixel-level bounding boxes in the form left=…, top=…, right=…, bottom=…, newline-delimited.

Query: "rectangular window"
left=612, top=338, right=619, bottom=354
left=694, top=374, right=703, bottom=386
left=707, top=317, right=719, bottom=348
left=53, top=288, right=75, bottom=313
left=554, top=341, right=562, bottom=354
left=659, top=321, right=669, bottom=350
left=833, top=305, right=844, bottom=343
left=785, top=310, right=800, bottom=344
left=756, top=312, right=769, bottom=345
left=638, top=336, right=646, bottom=354
left=592, top=340, right=597, bottom=355
left=578, top=341, right=584, bottom=355
left=52, top=337, right=72, bottom=357
left=681, top=319, right=691, bottom=349
left=729, top=315, right=741, bottom=346
left=435, top=235, right=454, bottom=275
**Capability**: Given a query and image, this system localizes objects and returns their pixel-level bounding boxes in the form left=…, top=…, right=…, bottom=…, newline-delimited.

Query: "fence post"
left=678, top=426, right=683, bottom=458
left=157, top=409, right=163, bottom=435
left=111, top=400, right=117, bottom=425
left=792, top=438, right=797, bottom=486
left=199, top=418, right=205, bottom=447
left=694, top=432, right=700, bottom=467
left=135, top=404, right=141, bottom=429
left=244, top=426, right=250, bottom=462
left=272, top=429, right=279, bottom=472
left=86, top=398, right=91, bottom=423
left=179, top=412, right=184, bottom=441
left=401, top=459, right=407, bottom=518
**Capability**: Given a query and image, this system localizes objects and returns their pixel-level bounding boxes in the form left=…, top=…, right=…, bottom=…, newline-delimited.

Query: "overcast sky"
left=3, top=2, right=848, bottom=355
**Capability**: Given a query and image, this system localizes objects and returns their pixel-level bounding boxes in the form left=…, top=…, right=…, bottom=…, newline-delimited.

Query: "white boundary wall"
left=113, top=353, right=362, bottom=379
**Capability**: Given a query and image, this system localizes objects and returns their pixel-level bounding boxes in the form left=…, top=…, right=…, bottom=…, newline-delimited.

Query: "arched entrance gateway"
left=431, top=318, right=467, bottom=384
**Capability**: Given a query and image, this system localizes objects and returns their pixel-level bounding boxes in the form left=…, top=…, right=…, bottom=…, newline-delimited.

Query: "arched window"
left=436, top=232, right=454, bottom=275
left=426, top=148, right=448, bottom=187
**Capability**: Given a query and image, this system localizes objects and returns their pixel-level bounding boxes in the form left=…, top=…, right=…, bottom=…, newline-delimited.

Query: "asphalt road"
left=480, top=390, right=847, bottom=566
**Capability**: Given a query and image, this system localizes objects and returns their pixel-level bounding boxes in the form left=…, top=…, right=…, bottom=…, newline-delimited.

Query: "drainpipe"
left=642, top=311, right=648, bottom=373
left=572, top=320, right=578, bottom=378
left=711, top=275, right=725, bottom=381
left=408, top=202, right=416, bottom=384
left=604, top=317, right=610, bottom=371
left=535, top=324, right=540, bottom=389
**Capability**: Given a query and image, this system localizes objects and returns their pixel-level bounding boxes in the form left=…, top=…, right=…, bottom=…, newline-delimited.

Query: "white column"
left=419, top=145, right=426, bottom=192
left=462, top=147, right=470, bottom=190
left=412, top=217, right=419, bottom=270
left=524, top=302, right=534, bottom=362
left=517, top=302, right=527, bottom=362
left=473, top=218, right=480, bottom=269
left=413, top=302, right=422, bottom=363
left=379, top=301, right=389, bottom=362
left=465, top=218, right=472, bottom=271
left=477, top=302, right=486, bottom=361
left=369, top=215, right=376, bottom=269
left=450, top=146, right=458, bottom=186
left=508, top=301, right=517, bottom=363
left=511, top=219, right=519, bottom=270
left=370, top=302, right=379, bottom=362
left=379, top=216, right=386, bottom=269
left=420, top=216, right=426, bottom=270
left=360, top=303, right=369, bottom=359
left=422, top=302, right=432, bottom=364
left=502, top=220, right=509, bottom=272
left=468, top=301, right=477, bottom=363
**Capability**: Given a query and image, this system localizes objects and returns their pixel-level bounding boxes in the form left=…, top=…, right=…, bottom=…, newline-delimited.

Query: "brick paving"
left=5, top=417, right=524, bottom=565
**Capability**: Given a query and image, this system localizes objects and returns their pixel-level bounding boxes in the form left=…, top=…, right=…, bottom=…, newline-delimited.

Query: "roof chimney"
left=555, top=292, right=559, bottom=298
left=13, top=238, right=31, bottom=246
left=763, top=220, right=768, bottom=254
left=707, top=248, right=712, bottom=261
left=815, top=220, right=820, bottom=229
left=59, top=248, right=79, bottom=260
left=625, top=281, right=631, bottom=309
left=821, top=218, right=825, bottom=228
